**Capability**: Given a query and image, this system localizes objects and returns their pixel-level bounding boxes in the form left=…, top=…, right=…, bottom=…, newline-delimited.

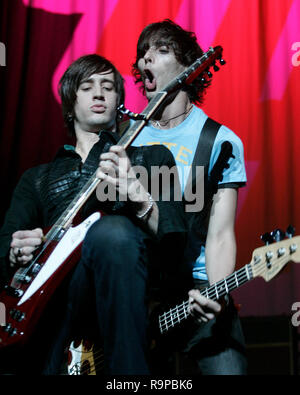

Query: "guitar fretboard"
left=159, top=264, right=253, bottom=333
left=44, top=171, right=99, bottom=241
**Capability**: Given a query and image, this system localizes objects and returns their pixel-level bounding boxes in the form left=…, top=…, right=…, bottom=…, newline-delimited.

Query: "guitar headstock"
left=185, top=46, right=224, bottom=85
left=163, top=46, right=225, bottom=93
left=250, top=233, right=300, bottom=282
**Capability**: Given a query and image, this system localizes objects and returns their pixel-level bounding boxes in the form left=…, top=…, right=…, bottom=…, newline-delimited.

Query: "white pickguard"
left=68, top=341, right=84, bottom=375
left=17, top=212, right=101, bottom=306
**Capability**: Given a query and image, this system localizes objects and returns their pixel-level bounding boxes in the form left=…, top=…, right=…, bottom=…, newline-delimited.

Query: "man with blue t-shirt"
left=130, top=19, right=248, bottom=374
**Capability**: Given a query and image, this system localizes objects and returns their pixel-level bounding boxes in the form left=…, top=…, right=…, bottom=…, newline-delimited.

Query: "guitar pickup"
left=10, top=309, right=25, bottom=322
left=3, top=323, right=17, bottom=337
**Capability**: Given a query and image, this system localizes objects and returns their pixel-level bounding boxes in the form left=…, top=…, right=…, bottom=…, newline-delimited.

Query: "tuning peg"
left=206, top=70, right=213, bottom=78
left=270, top=229, right=285, bottom=242
left=286, top=225, right=295, bottom=238
left=213, top=64, right=220, bottom=72
left=261, top=232, right=274, bottom=245
left=219, top=58, right=226, bottom=65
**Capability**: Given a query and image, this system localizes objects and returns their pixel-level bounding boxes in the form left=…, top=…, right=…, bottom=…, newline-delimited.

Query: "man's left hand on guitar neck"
left=188, top=289, right=229, bottom=323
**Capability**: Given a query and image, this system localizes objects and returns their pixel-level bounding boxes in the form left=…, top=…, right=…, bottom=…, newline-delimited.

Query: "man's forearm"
left=205, top=231, right=236, bottom=285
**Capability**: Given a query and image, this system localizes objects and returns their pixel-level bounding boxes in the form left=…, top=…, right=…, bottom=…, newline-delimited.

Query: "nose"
left=93, top=85, right=104, bottom=100
left=144, top=48, right=154, bottom=64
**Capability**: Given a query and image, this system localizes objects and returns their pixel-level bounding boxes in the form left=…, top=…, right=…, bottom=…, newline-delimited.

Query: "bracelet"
left=136, top=193, right=154, bottom=219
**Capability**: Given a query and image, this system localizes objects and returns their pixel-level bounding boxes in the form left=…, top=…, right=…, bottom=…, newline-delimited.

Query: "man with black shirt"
left=0, top=54, right=186, bottom=374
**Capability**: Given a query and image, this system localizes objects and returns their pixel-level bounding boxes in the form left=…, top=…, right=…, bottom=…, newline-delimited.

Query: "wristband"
left=136, top=193, right=154, bottom=219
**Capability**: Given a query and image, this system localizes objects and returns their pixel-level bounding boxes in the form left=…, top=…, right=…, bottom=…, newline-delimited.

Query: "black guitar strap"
left=191, top=117, right=221, bottom=173
left=182, top=117, right=236, bottom=286
left=183, top=117, right=234, bottom=278
left=183, top=117, right=221, bottom=204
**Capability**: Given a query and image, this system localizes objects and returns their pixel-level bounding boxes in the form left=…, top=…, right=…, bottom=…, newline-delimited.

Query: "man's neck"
left=74, top=123, right=117, bottom=162
left=74, top=130, right=99, bottom=163
left=151, top=91, right=192, bottom=129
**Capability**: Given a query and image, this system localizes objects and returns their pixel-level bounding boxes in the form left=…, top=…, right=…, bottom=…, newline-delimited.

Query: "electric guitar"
left=158, top=233, right=300, bottom=334
left=0, top=46, right=225, bottom=348
left=67, top=338, right=101, bottom=375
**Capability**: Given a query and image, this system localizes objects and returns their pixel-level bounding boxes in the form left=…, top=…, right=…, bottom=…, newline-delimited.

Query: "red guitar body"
left=0, top=211, right=102, bottom=348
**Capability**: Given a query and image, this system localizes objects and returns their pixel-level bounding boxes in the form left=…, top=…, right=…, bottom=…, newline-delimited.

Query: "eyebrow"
left=80, top=77, right=115, bottom=85
left=153, top=39, right=170, bottom=47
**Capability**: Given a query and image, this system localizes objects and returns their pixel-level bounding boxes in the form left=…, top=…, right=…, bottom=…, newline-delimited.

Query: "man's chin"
left=90, top=116, right=114, bottom=130
left=95, top=121, right=115, bottom=133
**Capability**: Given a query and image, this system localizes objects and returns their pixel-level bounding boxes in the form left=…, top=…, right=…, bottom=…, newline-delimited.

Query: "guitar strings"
left=159, top=264, right=251, bottom=331
left=82, top=351, right=104, bottom=375
left=72, top=355, right=104, bottom=376
left=72, top=253, right=292, bottom=374
left=69, top=349, right=104, bottom=375
left=81, top=355, right=104, bottom=375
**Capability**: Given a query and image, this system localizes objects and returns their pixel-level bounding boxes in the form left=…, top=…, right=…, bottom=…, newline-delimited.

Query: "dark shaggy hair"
left=59, top=54, right=125, bottom=136
left=132, top=19, right=212, bottom=104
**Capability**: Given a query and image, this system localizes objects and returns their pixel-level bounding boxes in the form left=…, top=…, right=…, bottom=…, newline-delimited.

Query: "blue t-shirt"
left=131, top=105, right=247, bottom=280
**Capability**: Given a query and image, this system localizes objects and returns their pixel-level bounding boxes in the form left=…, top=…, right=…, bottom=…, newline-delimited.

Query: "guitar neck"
left=159, top=263, right=254, bottom=334
left=45, top=171, right=100, bottom=240
left=118, top=92, right=167, bottom=147
left=45, top=47, right=223, bottom=241
left=201, top=264, right=253, bottom=301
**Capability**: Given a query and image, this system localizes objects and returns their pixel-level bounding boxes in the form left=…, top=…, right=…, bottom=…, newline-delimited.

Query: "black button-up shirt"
left=0, top=131, right=187, bottom=287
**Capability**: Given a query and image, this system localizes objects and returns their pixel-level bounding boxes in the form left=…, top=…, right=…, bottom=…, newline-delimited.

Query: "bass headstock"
left=250, top=227, right=300, bottom=282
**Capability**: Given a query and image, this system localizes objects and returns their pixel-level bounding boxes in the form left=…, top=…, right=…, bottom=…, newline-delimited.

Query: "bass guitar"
left=158, top=232, right=300, bottom=334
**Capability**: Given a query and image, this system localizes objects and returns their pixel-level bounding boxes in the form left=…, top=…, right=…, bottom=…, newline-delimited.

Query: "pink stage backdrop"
left=1, top=0, right=300, bottom=317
